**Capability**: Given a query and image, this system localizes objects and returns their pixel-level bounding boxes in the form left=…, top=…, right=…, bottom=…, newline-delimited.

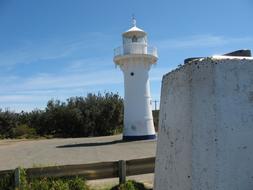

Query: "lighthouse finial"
left=132, top=14, right=136, bottom=27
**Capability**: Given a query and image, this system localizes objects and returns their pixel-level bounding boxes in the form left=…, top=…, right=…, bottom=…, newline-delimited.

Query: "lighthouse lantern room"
left=113, top=18, right=158, bottom=141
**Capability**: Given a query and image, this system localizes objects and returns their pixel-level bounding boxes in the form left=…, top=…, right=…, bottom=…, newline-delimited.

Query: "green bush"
left=0, top=172, right=150, bottom=190
left=0, top=173, right=14, bottom=190
left=110, top=180, right=151, bottom=190
left=28, top=177, right=89, bottom=190
left=20, top=168, right=89, bottom=190
left=0, top=109, right=17, bottom=138
left=48, top=179, right=69, bottom=190
left=68, top=177, right=89, bottom=190
left=29, top=178, right=50, bottom=190
left=12, top=124, right=36, bottom=138
left=0, top=169, right=90, bottom=190
left=0, top=92, right=124, bottom=139
left=19, top=168, right=29, bottom=190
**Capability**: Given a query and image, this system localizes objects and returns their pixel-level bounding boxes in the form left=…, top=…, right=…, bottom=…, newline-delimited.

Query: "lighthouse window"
left=130, top=72, right=134, bottom=76
left=132, top=35, right=137, bottom=42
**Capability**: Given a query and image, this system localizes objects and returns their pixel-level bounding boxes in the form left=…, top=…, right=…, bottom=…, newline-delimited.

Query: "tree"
left=0, top=92, right=124, bottom=138
left=0, top=109, right=17, bottom=138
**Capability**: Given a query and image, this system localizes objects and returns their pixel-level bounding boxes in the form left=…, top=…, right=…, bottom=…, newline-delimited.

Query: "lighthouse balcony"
left=114, top=43, right=158, bottom=58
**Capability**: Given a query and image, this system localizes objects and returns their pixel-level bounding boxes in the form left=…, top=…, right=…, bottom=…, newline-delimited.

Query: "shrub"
left=68, top=177, right=89, bottom=190
left=0, top=92, right=124, bottom=139
left=29, top=178, right=50, bottom=190
left=12, top=124, right=36, bottom=138
left=0, top=109, right=17, bottom=138
left=28, top=177, right=89, bottom=190
left=20, top=168, right=90, bottom=190
left=0, top=173, right=14, bottom=190
left=110, top=180, right=151, bottom=190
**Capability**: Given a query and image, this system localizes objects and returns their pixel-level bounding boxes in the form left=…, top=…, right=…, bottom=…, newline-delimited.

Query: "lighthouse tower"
left=113, top=18, right=158, bottom=141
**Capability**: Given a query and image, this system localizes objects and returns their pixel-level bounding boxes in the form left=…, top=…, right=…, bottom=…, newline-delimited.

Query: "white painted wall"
left=119, top=56, right=155, bottom=137
left=154, top=57, right=253, bottom=190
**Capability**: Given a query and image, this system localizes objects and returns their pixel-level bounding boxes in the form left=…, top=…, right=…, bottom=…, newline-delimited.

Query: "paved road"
left=0, top=135, right=156, bottom=170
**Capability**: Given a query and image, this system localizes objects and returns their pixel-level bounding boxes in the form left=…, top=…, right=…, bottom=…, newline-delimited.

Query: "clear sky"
left=0, top=0, right=253, bottom=112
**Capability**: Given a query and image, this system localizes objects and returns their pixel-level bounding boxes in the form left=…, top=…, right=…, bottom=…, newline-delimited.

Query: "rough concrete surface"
left=155, top=57, right=253, bottom=190
left=0, top=135, right=156, bottom=187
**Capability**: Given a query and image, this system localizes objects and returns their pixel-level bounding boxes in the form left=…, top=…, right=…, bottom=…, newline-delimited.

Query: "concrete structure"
left=154, top=53, right=253, bottom=190
left=113, top=18, right=158, bottom=141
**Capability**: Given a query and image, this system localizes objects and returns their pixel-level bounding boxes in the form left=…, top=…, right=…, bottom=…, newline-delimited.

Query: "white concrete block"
left=154, top=57, right=253, bottom=190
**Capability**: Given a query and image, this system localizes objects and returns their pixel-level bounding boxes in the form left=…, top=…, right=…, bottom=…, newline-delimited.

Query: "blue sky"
left=0, top=0, right=253, bottom=112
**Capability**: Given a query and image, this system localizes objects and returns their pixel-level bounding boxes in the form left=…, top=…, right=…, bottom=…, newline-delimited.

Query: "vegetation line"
left=0, top=92, right=124, bottom=139
left=0, top=92, right=159, bottom=139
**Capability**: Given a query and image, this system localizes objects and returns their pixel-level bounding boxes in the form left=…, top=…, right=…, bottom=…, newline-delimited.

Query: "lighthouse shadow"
left=56, top=139, right=126, bottom=148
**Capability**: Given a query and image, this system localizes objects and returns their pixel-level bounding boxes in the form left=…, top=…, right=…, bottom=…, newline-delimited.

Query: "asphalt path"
left=0, top=135, right=156, bottom=170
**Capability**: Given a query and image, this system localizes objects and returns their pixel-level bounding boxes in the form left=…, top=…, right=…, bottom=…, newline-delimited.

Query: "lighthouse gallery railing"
left=114, top=43, right=158, bottom=57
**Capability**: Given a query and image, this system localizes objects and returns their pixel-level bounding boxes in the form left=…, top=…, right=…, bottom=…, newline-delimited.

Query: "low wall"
left=154, top=57, right=253, bottom=190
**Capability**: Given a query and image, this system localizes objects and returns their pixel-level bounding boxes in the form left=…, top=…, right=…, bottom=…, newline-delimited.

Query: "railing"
left=114, top=43, right=158, bottom=57
left=0, top=157, right=155, bottom=189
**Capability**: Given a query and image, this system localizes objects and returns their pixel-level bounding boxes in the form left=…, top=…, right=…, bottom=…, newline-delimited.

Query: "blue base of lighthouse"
left=123, top=134, right=156, bottom=141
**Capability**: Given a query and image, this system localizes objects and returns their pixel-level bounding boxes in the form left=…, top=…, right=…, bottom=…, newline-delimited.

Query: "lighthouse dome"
left=122, top=17, right=147, bottom=38
left=122, top=19, right=147, bottom=46
left=123, top=26, right=146, bottom=38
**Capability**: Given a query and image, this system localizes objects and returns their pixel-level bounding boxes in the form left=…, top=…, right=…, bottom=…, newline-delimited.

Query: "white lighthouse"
left=113, top=18, right=158, bottom=140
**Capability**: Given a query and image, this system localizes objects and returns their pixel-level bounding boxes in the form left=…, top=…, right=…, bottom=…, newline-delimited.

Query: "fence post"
left=118, top=160, right=126, bottom=184
left=14, top=167, right=21, bottom=189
